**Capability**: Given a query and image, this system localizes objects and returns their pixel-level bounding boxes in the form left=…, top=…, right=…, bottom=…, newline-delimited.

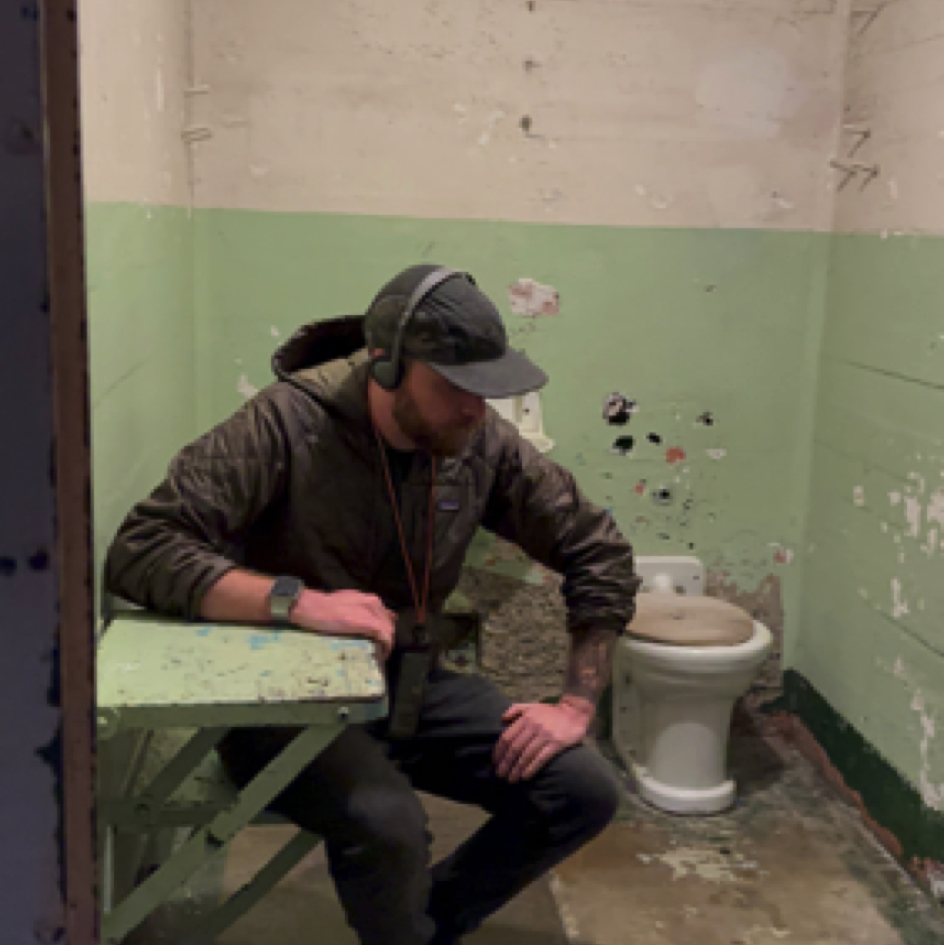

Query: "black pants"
left=218, top=661, right=621, bottom=945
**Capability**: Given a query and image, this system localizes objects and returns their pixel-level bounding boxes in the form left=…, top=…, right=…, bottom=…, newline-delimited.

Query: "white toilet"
left=612, top=556, right=773, bottom=815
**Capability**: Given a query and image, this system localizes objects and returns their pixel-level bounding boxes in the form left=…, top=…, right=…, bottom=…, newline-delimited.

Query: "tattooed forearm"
left=564, top=625, right=620, bottom=708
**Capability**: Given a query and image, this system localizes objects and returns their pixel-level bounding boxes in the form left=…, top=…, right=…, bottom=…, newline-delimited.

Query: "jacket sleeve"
left=104, top=388, right=294, bottom=620
left=481, top=417, right=641, bottom=633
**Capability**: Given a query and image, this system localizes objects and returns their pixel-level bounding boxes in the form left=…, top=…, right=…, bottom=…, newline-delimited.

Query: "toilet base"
left=633, top=764, right=735, bottom=815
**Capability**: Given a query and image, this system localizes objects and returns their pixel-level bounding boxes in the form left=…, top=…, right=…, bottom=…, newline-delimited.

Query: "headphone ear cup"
left=370, top=353, right=399, bottom=391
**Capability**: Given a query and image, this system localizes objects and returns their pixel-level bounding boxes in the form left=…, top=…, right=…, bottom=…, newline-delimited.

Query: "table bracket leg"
left=101, top=724, right=340, bottom=944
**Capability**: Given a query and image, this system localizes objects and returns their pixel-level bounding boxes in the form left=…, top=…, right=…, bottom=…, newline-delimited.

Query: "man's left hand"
left=494, top=698, right=594, bottom=782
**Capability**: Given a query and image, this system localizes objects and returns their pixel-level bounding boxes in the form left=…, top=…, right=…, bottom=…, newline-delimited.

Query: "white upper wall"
left=78, top=0, right=192, bottom=205
left=834, top=0, right=944, bottom=235
left=191, top=0, right=848, bottom=230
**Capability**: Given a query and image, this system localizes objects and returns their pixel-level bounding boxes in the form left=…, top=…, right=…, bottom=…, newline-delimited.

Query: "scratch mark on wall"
left=707, top=448, right=727, bottom=461
left=853, top=485, right=866, bottom=507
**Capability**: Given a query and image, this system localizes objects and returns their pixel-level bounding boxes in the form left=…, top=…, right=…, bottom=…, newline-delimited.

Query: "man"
left=105, top=264, right=640, bottom=945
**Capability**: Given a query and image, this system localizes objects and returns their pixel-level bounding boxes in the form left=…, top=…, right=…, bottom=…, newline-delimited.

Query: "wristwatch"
left=269, top=576, right=305, bottom=624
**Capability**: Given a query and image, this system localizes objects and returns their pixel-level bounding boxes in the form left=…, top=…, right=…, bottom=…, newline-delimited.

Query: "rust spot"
left=634, top=480, right=647, bottom=496
left=666, top=447, right=686, bottom=464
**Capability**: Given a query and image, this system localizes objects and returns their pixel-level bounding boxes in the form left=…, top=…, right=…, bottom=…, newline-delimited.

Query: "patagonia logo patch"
left=438, top=499, right=461, bottom=512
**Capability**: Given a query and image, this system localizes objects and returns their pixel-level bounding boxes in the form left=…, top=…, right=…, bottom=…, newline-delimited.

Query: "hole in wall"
left=603, top=393, right=636, bottom=425
left=612, top=436, right=635, bottom=455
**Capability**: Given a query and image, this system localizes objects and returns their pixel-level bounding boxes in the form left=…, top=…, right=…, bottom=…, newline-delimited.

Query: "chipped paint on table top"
left=97, top=614, right=386, bottom=730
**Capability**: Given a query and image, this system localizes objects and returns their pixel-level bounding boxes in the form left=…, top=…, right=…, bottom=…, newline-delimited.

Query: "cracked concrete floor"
left=130, top=712, right=943, bottom=945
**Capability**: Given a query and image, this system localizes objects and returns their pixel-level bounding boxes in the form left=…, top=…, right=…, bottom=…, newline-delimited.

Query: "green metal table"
left=97, top=612, right=387, bottom=944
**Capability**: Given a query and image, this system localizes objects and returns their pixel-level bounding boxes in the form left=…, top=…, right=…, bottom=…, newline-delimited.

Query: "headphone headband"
left=371, top=266, right=468, bottom=390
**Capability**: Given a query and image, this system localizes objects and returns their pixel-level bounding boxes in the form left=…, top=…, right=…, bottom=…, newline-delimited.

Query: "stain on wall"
left=709, top=571, right=785, bottom=697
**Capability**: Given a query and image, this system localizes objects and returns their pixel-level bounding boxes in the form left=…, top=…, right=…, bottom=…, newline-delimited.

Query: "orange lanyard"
left=373, top=425, right=437, bottom=640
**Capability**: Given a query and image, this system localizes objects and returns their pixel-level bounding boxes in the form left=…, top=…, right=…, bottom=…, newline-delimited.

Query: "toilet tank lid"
left=627, top=593, right=755, bottom=647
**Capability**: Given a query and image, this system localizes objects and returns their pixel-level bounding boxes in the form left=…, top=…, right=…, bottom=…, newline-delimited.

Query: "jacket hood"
left=271, top=315, right=371, bottom=423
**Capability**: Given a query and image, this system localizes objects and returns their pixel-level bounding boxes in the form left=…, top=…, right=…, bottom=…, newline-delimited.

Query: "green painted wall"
left=193, top=208, right=829, bottom=657
left=86, top=202, right=944, bottom=844
left=797, top=233, right=944, bottom=815
left=86, top=203, right=197, bottom=602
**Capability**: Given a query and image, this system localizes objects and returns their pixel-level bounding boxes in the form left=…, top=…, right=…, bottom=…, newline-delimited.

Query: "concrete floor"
left=130, top=711, right=944, bottom=945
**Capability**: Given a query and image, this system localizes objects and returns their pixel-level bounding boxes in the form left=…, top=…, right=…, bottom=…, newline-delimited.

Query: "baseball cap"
left=364, top=264, right=548, bottom=399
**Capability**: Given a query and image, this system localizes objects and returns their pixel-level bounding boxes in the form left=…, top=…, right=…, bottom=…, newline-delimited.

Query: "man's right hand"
left=291, top=589, right=397, bottom=660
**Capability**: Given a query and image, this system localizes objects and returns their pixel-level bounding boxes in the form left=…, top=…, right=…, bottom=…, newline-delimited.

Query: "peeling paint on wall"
left=602, top=393, right=636, bottom=426
left=236, top=373, right=258, bottom=399
left=891, top=578, right=909, bottom=619
left=894, top=660, right=944, bottom=813
left=508, top=277, right=560, bottom=317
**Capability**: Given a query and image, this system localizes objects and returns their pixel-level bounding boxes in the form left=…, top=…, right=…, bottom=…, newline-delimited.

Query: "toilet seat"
left=628, top=593, right=754, bottom=647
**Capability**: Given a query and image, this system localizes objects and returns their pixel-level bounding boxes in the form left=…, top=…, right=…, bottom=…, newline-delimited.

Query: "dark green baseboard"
left=769, top=670, right=944, bottom=871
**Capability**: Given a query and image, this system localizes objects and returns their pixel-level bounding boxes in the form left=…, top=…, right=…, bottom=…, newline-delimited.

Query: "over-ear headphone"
left=369, top=267, right=470, bottom=391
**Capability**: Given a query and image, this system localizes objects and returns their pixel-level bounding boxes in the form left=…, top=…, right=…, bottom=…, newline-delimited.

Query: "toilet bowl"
left=612, top=557, right=773, bottom=815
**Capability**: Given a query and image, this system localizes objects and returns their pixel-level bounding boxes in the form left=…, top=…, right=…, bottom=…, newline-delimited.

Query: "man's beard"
left=392, top=388, right=483, bottom=458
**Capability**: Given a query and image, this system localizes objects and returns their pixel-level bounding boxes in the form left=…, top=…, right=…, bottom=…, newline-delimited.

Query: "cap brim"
left=426, top=348, right=548, bottom=399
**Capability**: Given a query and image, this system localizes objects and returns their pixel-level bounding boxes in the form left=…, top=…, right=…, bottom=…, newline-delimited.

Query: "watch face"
left=271, top=577, right=303, bottom=621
